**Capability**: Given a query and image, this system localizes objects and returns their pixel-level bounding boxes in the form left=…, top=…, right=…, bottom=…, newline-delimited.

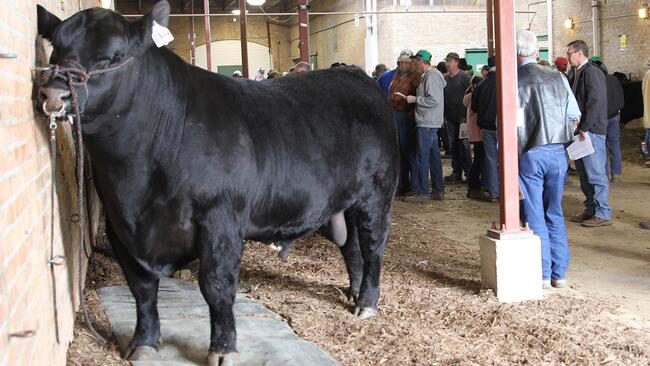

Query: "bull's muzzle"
left=39, top=85, right=70, bottom=116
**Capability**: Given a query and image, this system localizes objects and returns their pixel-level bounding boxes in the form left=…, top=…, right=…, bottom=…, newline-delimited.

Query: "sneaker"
left=581, top=217, right=612, bottom=227
left=489, top=197, right=499, bottom=203
left=611, top=175, right=622, bottom=183
left=551, top=279, right=568, bottom=288
left=542, top=280, right=552, bottom=289
left=431, top=191, right=444, bottom=201
left=640, top=221, right=650, bottom=230
left=404, top=195, right=431, bottom=204
left=571, top=213, right=593, bottom=223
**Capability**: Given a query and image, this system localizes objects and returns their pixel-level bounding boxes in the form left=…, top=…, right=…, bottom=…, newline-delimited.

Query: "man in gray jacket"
left=405, top=49, right=447, bottom=202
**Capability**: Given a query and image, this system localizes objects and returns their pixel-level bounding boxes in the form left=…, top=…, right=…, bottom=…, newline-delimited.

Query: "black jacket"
left=471, top=71, right=497, bottom=130
left=570, top=61, right=608, bottom=134
left=606, top=74, right=624, bottom=119
left=517, top=63, right=574, bottom=154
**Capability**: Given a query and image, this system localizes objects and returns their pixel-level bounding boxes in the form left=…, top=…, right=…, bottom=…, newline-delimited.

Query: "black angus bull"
left=37, top=2, right=398, bottom=365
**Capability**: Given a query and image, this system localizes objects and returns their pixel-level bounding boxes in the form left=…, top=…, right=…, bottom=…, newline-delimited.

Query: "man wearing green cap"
left=405, top=49, right=447, bottom=202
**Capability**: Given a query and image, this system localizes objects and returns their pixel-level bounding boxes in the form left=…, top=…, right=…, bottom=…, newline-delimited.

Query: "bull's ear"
left=37, top=5, right=62, bottom=41
left=130, top=0, right=170, bottom=48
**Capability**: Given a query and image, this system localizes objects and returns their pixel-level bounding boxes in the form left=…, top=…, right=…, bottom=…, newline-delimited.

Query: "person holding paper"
left=516, top=30, right=580, bottom=289
left=404, top=49, right=447, bottom=202
left=567, top=40, right=612, bottom=227
left=388, top=49, right=420, bottom=196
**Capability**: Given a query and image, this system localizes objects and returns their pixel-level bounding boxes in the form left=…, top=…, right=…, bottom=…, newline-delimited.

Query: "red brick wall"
left=0, top=1, right=100, bottom=365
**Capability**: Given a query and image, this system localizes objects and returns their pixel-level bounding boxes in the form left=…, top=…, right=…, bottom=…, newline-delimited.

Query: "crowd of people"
left=372, top=30, right=648, bottom=289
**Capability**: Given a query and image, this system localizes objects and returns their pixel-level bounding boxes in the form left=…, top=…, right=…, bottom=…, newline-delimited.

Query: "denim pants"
left=605, top=114, right=622, bottom=176
left=446, top=120, right=472, bottom=177
left=646, top=129, right=650, bottom=157
left=481, top=129, right=500, bottom=198
left=394, top=111, right=417, bottom=193
left=519, top=144, right=570, bottom=281
left=414, top=127, right=444, bottom=195
left=575, top=132, right=612, bottom=220
left=468, top=142, right=485, bottom=190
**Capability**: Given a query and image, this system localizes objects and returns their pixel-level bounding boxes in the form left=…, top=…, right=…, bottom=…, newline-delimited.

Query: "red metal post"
left=298, top=0, right=309, bottom=63
left=239, top=0, right=249, bottom=78
left=494, top=0, right=520, bottom=233
left=203, top=0, right=212, bottom=71
left=486, top=0, right=495, bottom=57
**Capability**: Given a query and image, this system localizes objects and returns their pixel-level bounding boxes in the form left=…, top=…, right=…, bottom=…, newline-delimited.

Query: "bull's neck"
left=83, top=48, right=188, bottom=170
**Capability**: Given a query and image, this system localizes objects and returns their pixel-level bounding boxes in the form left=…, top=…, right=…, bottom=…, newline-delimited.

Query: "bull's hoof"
left=127, top=345, right=157, bottom=361
left=353, top=306, right=378, bottom=320
left=208, top=352, right=239, bottom=366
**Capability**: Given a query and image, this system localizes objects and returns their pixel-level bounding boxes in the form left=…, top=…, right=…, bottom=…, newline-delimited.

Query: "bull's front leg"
left=197, top=214, right=243, bottom=366
left=107, top=223, right=161, bottom=360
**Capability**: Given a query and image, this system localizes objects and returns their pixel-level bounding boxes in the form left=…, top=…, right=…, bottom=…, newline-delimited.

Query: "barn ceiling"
left=114, top=0, right=300, bottom=15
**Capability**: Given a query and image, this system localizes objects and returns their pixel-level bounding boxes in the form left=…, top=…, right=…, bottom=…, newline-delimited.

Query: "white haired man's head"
left=516, top=30, right=538, bottom=59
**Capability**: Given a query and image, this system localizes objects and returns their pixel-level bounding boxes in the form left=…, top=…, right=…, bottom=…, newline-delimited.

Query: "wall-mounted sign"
left=619, top=34, right=628, bottom=50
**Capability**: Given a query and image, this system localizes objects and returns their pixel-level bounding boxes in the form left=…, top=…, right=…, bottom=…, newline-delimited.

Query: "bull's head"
left=37, top=1, right=170, bottom=118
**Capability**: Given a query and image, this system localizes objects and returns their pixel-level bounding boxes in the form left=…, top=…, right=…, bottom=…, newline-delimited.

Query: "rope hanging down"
left=41, top=56, right=135, bottom=344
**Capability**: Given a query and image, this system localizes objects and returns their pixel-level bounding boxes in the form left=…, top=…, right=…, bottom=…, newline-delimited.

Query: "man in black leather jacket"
left=516, top=30, right=581, bottom=289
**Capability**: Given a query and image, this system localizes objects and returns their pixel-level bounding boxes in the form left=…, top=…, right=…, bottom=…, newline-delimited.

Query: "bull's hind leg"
left=107, top=224, right=161, bottom=360
left=339, top=211, right=363, bottom=302
left=353, top=199, right=392, bottom=320
left=197, top=213, right=243, bottom=366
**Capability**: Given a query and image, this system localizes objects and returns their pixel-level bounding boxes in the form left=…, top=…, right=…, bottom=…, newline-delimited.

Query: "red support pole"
left=493, top=0, right=520, bottom=234
left=240, top=0, right=249, bottom=78
left=203, top=0, right=212, bottom=71
left=486, top=0, right=495, bottom=57
left=298, top=0, right=309, bottom=63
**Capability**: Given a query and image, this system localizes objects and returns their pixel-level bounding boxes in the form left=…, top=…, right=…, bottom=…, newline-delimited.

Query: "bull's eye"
left=110, top=51, right=124, bottom=63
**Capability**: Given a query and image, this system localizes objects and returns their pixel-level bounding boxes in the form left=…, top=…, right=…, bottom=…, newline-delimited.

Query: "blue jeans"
left=414, top=127, right=443, bottom=195
left=575, top=132, right=612, bottom=220
left=605, top=114, right=622, bottom=176
left=482, top=129, right=499, bottom=198
left=519, top=144, right=570, bottom=281
left=447, top=119, right=472, bottom=177
left=646, top=129, right=650, bottom=157
left=394, top=111, right=417, bottom=193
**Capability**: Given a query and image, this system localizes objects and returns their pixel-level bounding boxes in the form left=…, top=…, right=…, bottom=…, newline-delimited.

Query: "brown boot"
left=582, top=217, right=612, bottom=227
left=431, top=191, right=444, bottom=201
left=467, top=189, right=489, bottom=200
left=571, top=213, right=593, bottom=223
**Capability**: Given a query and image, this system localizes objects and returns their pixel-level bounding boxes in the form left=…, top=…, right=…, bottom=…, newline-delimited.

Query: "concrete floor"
left=425, top=159, right=650, bottom=327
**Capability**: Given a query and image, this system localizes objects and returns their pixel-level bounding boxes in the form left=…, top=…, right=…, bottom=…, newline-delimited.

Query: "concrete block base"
left=479, top=231, right=543, bottom=302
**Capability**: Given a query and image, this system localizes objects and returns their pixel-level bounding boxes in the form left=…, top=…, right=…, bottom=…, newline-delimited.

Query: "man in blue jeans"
left=404, top=49, right=446, bottom=203
left=516, top=30, right=581, bottom=289
left=471, top=56, right=499, bottom=201
left=567, top=40, right=612, bottom=227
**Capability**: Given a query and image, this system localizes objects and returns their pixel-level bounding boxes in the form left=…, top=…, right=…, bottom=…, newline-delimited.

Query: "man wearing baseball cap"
left=388, top=49, right=420, bottom=196
left=444, top=52, right=472, bottom=183
left=404, top=49, right=447, bottom=202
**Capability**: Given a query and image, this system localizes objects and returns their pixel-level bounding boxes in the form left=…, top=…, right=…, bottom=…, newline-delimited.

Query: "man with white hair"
left=516, top=30, right=581, bottom=289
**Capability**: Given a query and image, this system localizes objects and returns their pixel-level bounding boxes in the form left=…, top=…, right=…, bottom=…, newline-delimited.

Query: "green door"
left=216, top=65, right=243, bottom=77
left=465, top=48, right=488, bottom=77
